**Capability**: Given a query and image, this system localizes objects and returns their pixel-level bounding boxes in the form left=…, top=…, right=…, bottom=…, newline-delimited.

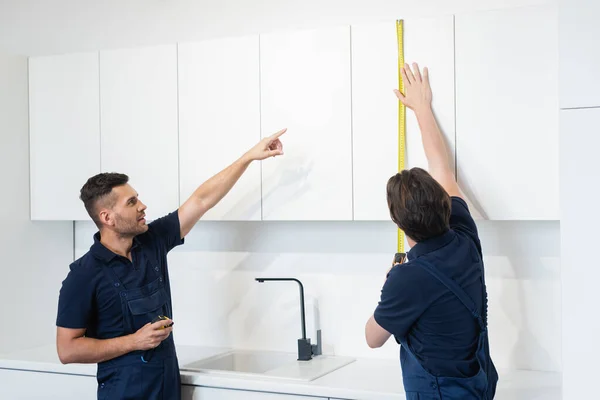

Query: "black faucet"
left=255, top=277, right=322, bottom=361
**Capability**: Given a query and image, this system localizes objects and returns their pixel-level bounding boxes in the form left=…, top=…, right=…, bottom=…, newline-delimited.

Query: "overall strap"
left=417, top=259, right=486, bottom=331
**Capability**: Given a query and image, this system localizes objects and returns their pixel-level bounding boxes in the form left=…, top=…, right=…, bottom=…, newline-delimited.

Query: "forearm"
left=178, top=128, right=284, bottom=237
left=415, top=106, right=452, bottom=174
left=189, top=153, right=252, bottom=213
left=58, top=335, right=135, bottom=364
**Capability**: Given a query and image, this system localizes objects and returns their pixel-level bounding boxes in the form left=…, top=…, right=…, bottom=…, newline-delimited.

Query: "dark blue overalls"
left=400, top=259, right=498, bottom=399
left=96, top=258, right=180, bottom=400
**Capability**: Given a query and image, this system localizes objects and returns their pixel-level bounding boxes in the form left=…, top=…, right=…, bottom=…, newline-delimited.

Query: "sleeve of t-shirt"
left=56, top=267, right=95, bottom=329
left=148, top=210, right=185, bottom=253
left=449, top=197, right=481, bottom=252
left=373, top=265, right=433, bottom=340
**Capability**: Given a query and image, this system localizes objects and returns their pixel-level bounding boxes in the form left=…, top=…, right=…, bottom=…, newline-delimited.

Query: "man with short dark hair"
left=365, top=63, right=498, bottom=399
left=56, top=128, right=286, bottom=400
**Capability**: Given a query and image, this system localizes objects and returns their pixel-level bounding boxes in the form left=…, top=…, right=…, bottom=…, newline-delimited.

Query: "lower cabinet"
left=0, top=369, right=97, bottom=399
left=0, top=369, right=342, bottom=400
left=182, top=386, right=328, bottom=400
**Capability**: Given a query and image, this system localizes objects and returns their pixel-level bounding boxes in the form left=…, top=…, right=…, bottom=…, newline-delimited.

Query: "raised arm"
left=394, top=63, right=461, bottom=199
left=177, top=128, right=286, bottom=238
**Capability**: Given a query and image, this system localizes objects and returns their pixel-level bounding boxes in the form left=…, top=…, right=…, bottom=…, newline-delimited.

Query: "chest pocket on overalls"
left=127, top=288, right=168, bottom=332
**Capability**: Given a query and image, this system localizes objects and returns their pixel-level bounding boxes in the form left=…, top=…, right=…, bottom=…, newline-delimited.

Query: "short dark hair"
left=80, top=173, right=129, bottom=227
left=386, top=167, right=451, bottom=242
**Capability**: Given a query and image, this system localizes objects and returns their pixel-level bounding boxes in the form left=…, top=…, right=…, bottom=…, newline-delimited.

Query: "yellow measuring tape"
left=396, top=19, right=406, bottom=254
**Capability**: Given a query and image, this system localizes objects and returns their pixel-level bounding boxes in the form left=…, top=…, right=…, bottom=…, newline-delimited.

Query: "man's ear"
left=98, top=209, right=113, bottom=227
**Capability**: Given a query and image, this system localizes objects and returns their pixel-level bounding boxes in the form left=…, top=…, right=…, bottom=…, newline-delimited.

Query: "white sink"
left=181, top=349, right=355, bottom=381
left=183, top=350, right=297, bottom=374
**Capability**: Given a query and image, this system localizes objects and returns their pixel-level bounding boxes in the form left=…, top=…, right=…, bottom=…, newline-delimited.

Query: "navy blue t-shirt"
left=56, top=211, right=184, bottom=339
left=374, top=197, right=486, bottom=378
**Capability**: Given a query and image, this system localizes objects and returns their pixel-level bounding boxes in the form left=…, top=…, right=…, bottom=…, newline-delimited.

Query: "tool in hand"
left=394, top=252, right=407, bottom=265
left=151, top=315, right=174, bottom=328
left=141, top=315, right=173, bottom=363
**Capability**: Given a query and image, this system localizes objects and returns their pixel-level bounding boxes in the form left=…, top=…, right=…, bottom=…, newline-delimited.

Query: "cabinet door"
left=559, top=0, right=600, bottom=109
left=100, top=45, right=179, bottom=221
left=29, top=52, right=100, bottom=220
left=455, top=5, right=559, bottom=220
left=178, top=36, right=261, bottom=221
left=351, top=16, right=455, bottom=221
left=0, top=369, right=96, bottom=399
left=182, top=386, right=327, bottom=399
left=260, top=27, right=352, bottom=221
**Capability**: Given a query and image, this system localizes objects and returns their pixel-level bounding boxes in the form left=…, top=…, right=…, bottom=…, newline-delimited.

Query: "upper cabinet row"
left=29, top=5, right=558, bottom=222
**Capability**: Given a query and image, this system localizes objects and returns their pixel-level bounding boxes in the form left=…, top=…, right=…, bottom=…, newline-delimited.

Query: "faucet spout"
left=255, top=277, right=318, bottom=361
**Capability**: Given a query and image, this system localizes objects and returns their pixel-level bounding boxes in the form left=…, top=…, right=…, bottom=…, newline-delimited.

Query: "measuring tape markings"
left=396, top=19, right=406, bottom=254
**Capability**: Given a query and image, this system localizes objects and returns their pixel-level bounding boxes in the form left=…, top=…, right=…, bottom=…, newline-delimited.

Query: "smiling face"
left=98, top=184, right=148, bottom=238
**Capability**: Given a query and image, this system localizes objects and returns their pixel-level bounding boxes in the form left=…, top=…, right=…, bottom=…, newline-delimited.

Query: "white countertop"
left=0, top=344, right=561, bottom=400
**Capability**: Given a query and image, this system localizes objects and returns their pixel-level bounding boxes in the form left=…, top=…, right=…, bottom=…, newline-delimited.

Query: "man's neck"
left=99, top=229, right=134, bottom=260
left=407, top=237, right=417, bottom=249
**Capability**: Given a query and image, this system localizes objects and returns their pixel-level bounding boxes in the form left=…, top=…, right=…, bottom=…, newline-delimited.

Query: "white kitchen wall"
left=75, top=218, right=561, bottom=372
left=0, top=53, right=73, bottom=354
left=558, top=0, right=600, bottom=394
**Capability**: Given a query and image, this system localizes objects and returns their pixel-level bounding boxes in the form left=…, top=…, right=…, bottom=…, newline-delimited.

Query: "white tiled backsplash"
left=75, top=219, right=561, bottom=372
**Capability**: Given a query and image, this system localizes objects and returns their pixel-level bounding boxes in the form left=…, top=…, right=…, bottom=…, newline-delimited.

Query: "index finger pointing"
left=269, top=128, right=287, bottom=140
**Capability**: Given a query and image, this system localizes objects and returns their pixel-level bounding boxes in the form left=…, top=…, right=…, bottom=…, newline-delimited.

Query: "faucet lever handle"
left=311, top=329, right=322, bottom=356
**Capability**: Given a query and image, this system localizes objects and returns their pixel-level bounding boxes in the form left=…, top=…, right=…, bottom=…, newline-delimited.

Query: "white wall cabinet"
left=351, top=16, right=455, bottom=221
left=455, top=5, right=559, bottom=220
left=260, top=27, right=353, bottom=221
left=29, top=8, right=560, bottom=222
left=178, top=37, right=262, bottom=221
left=100, top=45, right=179, bottom=221
left=0, top=369, right=96, bottom=399
left=29, top=52, right=100, bottom=220
left=559, top=0, right=600, bottom=109
left=182, top=386, right=327, bottom=399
